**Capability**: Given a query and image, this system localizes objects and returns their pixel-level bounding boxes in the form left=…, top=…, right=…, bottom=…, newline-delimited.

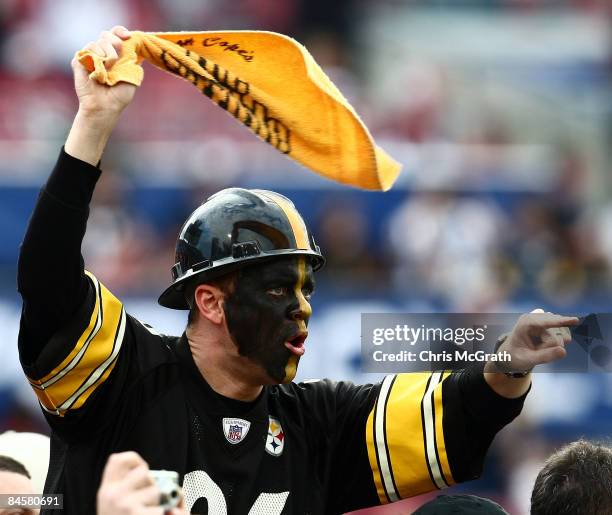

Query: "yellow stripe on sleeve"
left=366, top=372, right=453, bottom=504
left=27, top=272, right=126, bottom=416
left=31, top=271, right=102, bottom=385
left=385, top=373, right=436, bottom=499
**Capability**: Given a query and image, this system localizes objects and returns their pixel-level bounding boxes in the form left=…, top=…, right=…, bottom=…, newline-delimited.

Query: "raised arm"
left=17, top=27, right=135, bottom=365
left=323, top=309, right=579, bottom=512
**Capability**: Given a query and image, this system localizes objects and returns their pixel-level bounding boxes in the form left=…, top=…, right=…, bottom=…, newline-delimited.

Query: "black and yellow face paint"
left=224, top=256, right=315, bottom=384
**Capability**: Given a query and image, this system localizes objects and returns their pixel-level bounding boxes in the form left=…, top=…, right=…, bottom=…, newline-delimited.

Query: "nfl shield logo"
left=228, top=425, right=242, bottom=441
left=222, top=418, right=251, bottom=444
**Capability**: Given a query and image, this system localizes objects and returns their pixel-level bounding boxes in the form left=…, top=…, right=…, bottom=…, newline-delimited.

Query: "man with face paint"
left=17, top=28, right=579, bottom=514
left=221, top=257, right=314, bottom=385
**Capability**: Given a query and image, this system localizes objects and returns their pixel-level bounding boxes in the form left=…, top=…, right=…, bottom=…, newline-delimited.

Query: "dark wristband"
left=494, top=333, right=530, bottom=378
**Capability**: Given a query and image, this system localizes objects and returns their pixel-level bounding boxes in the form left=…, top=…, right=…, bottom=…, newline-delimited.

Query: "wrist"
left=483, top=334, right=532, bottom=398
left=65, top=109, right=121, bottom=166
left=493, top=333, right=532, bottom=377
left=74, top=107, right=122, bottom=130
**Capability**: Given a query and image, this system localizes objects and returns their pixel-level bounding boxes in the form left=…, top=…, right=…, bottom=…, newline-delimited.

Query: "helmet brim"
left=158, top=250, right=325, bottom=310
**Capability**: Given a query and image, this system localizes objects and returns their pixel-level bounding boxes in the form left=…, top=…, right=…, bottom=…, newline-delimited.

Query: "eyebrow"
left=248, top=263, right=293, bottom=282
left=263, top=271, right=299, bottom=284
left=258, top=263, right=314, bottom=286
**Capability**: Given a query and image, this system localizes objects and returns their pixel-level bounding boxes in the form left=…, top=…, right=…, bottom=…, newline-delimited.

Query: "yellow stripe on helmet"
left=257, top=191, right=310, bottom=249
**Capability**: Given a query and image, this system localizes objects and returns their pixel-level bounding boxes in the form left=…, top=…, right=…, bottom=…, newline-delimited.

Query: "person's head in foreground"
left=158, top=187, right=324, bottom=386
left=530, top=439, right=612, bottom=515
left=0, top=431, right=50, bottom=496
left=412, top=494, right=509, bottom=514
left=0, top=455, right=38, bottom=515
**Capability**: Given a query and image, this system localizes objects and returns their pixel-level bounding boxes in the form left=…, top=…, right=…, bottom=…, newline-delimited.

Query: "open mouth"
left=285, top=332, right=308, bottom=356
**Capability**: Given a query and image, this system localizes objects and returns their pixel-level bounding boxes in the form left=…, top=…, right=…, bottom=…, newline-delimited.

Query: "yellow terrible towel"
left=78, top=31, right=401, bottom=191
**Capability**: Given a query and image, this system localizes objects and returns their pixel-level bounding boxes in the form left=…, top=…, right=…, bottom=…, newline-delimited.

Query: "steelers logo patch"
left=265, top=416, right=285, bottom=456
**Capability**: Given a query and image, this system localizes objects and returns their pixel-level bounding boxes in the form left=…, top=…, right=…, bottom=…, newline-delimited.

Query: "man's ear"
left=193, top=284, right=226, bottom=325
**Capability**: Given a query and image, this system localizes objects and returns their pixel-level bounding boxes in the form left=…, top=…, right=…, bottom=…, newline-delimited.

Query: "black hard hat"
left=158, top=188, right=325, bottom=309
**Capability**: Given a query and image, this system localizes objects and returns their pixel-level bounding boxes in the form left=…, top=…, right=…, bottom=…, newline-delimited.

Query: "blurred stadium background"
left=0, top=0, right=610, bottom=513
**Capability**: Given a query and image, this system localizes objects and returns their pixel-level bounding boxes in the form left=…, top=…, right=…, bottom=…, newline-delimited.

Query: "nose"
left=290, top=257, right=313, bottom=324
left=289, top=292, right=312, bottom=323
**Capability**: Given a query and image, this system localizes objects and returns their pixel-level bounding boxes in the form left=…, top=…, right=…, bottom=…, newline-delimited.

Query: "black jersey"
left=17, top=149, right=527, bottom=514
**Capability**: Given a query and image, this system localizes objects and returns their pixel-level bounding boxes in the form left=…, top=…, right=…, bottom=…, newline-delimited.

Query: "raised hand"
left=72, top=26, right=136, bottom=116
left=484, top=309, right=579, bottom=398
left=65, top=26, right=137, bottom=165
left=498, top=309, right=578, bottom=372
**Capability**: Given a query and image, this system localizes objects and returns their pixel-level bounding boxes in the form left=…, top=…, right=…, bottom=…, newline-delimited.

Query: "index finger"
left=535, top=315, right=580, bottom=329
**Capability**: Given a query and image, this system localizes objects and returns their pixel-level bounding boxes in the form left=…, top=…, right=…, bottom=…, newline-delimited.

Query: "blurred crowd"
left=0, top=1, right=611, bottom=514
